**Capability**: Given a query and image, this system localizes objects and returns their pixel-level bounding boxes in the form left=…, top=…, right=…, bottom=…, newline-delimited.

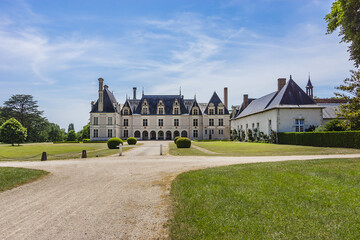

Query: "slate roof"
left=306, top=78, right=313, bottom=88
left=204, top=92, right=230, bottom=114
left=133, top=95, right=188, bottom=115
left=90, top=88, right=118, bottom=113
left=236, top=78, right=322, bottom=119
left=317, top=103, right=342, bottom=119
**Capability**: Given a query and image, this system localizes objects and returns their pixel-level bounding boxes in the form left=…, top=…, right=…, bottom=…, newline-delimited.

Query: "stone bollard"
left=160, top=144, right=163, bottom=155
left=119, top=145, right=122, bottom=156
left=81, top=150, right=87, bottom=158
left=41, top=152, right=47, bottom=161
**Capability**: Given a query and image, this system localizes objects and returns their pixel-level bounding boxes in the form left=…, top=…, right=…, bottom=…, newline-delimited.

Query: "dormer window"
left=142, top=100, right=149, bottom=115
left=209, top=109, right=215, bottom=115
left=123, top=107, right=130, bottom=115
left=157, top=100, right=165, bottom=115
left=192, top=107, right=199, bottom=115
left=208, top=103, right=215, bottom=115
left=217, top=103, right=224, bottom=115
left=173, top=99, right=180, bottom=115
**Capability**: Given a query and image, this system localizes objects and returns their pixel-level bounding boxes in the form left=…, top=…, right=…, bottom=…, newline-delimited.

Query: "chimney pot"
left=133, top=87, right=137, bottom=100
left=224, top=87, right=228, bottom=109
left=277, top=78, right=286, bottom=92
left=243, top=94, right=249, bottom=108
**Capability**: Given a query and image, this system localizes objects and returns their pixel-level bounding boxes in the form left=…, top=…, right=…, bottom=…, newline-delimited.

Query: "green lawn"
left=169, top=142, right=212, bottom=156
left=0, top=167, right=49, bottom=192
left=170, top=158, right=360, bottom=239
left=188, top=141, right=360, bottom=156
left=0, top=143, right=135, bottom=161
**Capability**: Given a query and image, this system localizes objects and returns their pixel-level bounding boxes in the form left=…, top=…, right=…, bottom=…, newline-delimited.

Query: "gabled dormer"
left=157, top=100, right=165, bottom=115
left=121, top=100, right=132, bottom=115
left=189, top=100, right=202, bottom=115
left=141, top=99, right=149, bottom=115
left=204, top=91, right=230, bottom=115
left=172, top=99, right=180, bottom=115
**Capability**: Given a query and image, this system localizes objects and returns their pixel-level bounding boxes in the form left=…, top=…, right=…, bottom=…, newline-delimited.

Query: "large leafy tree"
left=68, top=123, right=75, bottom=132
left=0, top=118, right=27, bottom=146
left=77, top=123, right=90, bottom=141
left=48, top=123, right=66, bottom=142
left=325, top=0, right=360, bottom=67
left=67, top=130, right=77, bottom=141
left=335, top=70, right=360, bottom=129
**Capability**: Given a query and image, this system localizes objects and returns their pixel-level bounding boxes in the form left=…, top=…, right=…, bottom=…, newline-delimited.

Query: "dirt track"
left=0, top=141, right=360, bottom=240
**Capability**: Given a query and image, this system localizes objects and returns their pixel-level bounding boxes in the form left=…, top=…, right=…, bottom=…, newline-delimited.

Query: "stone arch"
left=181, top=130, right=187, bottom=137
left=166, top=131, right=172, bottom=140
left=150, top=131, right=156, bottom=140
left=134, top=130, right=141, bottom=138
left=158, top=131, right=164, bottom=140
left=142, top=131, right=149, bottom=140
left=174, top=130, right=180, bottom=138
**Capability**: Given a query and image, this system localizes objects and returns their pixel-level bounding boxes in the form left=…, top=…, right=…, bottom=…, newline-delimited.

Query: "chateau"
left=90, top=78, right=230, bottom=140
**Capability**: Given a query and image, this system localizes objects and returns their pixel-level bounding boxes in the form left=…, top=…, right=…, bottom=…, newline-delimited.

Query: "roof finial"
left=142, top=87, right=144, bottom=97
left=290, top=75, right=292, bottom=80
left=194, top=93, right=196, bottom=100
left=179, top=86, right=182, bottom=96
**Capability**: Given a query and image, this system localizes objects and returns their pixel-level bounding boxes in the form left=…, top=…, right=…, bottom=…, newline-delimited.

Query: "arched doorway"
left=181, top=130, right=187, bottom=137
left=166, top=131, right=172, bottom=140
left=174, top=131, right=180, bottom=138
left=142, top=131, right=148, bottom=140
left=134, top=130, right=141, bottom=138
left=150, top=131, right=156, bottom=140
left=158, top=131, right=164, bottom=140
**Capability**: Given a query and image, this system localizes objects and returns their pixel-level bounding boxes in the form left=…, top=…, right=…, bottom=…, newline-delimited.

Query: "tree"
left=68, top=123, right=74, bottom=133
left=325, top=0, right=360, bottom=67
left=48, top=123, right=66, bottom=142
left=77, top=123, right=90, bottom=141
left=0, top=118, right=27, bottom=146
left=67, top=130, right=77, bottom=141
left=335, top=70, right=360, bottom=129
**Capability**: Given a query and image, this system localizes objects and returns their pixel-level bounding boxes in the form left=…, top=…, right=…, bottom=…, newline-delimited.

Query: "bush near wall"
left=127, top=137, right=137, bottom=145
left=277, top=131, right=360, bottom=149
left=176, top=137, right=191, bottom=148
left=107, top=138, right=123, bottom=149
left=174, top=136, right=181, bottom=144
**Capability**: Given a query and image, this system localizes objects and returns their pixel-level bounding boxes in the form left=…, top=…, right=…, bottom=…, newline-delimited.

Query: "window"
left=158, top=119, right=163, bottom=127
left=219, top=129, right=224, bottom=135
left=158, top=108, right=164, bottom=115
left=143, top=119, right=148, bottom=127
left=123, top=109, right=129, bottom=115
left=205, top=130, right=207, bottom=135
left=218, top=108, right=224, bottom=115
left=209, top=109, right=215, bottom=115
left=210, top=129, right=214, bottom=134
left=295, top=119, right=304, bottom=132
left=142, top=100, right=149, bottom=115
left=174, top=119, right=179, bottom=126
left=124, top=119, right=129, bottom=126
left=108, top=129, right=112, bottom=138
left=193, top=130, right=198, bottom=138
left=193, top=119, right=198, bottom=126
left=93, top=129, right=98, bottom=138
left=142, top=108, right=148, bottom=115
left=218, top=119, right=224, bottom=126
left=193, top=108, right=198, bottom=115
left=157, top=100, right=165, bottom=115
left=209, top=119, right=214, bottom=126
left=93, top=117, right=98, bottom=125
left=174, top=107, right=179, bottom=115
left=134, top=131, right=141, bottom=138
left=108, top=117, right=112, bottom=125
left=124, top=130, right=128, bottom=138
left=252, top=123, right=255, bottom=130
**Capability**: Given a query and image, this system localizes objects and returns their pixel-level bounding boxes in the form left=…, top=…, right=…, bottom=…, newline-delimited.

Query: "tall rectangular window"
left=219, top=129, right=224, bottom=135
left=174, top=108, right=179, bottom=115
left=124, top=130, right=128, bottom=138
left=193, top=130, right=198, bottom=138
left=218, top=119, right=224, bottom=126
left=218, top=109, right=224, bottom=115
left=93, top=129, right=98, bottom=138
left=108, top=117, right=112, bottom=125
left=124, top=119, right=129, bottom=126
left=295, top=119, right=304, bottom=132
left=209, top=119, right=214, bottom=126
left=107, top=129, right=112, bottom=138
left=158, top=119, right=163, bottom=126
left=143, top=119, right=148, bottom=126
left=193, top=119, right=198, bottom=126
left=174, top=119, right=179, bottom=126
left=158, top=108, right=164, bottom=115
left=209, top=109, right=215, bottom=115
left=93, top=117, right=98, bottom=125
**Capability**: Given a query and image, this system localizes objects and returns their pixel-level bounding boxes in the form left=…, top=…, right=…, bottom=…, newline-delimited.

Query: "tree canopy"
left=325, top=0, right=360, bottom=67
left=0, top=118, right=27, bottom=146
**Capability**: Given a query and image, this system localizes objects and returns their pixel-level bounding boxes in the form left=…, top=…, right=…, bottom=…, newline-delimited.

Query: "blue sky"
left=0, top=0, right=353, bottom=130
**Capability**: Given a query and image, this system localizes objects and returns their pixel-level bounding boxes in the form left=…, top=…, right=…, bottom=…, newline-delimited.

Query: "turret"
left=306, top=75, right=313, bottom=99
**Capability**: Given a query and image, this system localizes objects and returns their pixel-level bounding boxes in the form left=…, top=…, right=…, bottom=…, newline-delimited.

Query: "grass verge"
left=191, top=141, right=360, bottom=156
left=168, top=143, right=211, bottom=156
left=0, top=167, right=49, bottom=192
left=170, top=158, right=360, bottom=239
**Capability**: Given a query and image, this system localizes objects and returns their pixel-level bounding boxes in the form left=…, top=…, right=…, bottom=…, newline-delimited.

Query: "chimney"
left=278, top=78, right=286, bottom=92
left=133, top=87, right=137, bottom=99
left=98, top=78, right=104, bottom=112
left=224, top=87, right=228, bottom=109
left=243, top=94, right=249, bottom=108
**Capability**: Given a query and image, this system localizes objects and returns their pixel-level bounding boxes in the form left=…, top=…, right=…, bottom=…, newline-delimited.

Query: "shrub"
left=82, top=139, right=90, bottom=143
left=127, top=137, right=137, bottom=145
left=107, top=138, right=123, bottom=149
left=176, top=137, right=191, bottom=148
left=0, top=118, right=27, bottom=146
left=174, top=136, right=181, bottom=144
left=247, top=129, right=254, bottom=142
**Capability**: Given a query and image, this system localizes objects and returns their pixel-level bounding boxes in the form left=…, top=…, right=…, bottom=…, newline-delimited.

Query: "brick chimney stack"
left=243, top=94, right=249, bottom=108
left=278, top=78, right=286, bottom=92
left=133, top=87, right=137, bottom=100
left=224, top=87, right=228, bottom=109
left=98, top=78, right=104, bottom=112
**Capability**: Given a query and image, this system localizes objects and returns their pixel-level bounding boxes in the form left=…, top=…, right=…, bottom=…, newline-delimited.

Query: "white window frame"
left=108, top=117, right=112, bottom=125
left=93, top=129, right=98, bottom=138
left=295, top=119, right=304, bottom=132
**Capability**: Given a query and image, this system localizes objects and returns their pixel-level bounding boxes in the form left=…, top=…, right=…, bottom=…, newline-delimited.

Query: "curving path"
left=0, top=141, right=360, bottom=240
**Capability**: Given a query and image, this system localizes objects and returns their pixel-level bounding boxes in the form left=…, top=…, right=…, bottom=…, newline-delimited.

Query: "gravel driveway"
left=0, top=141, right=359, bottom=240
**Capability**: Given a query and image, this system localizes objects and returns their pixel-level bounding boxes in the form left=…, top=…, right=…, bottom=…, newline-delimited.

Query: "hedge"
left=174, top=136, right=181, bottom=144
left=127, top=137, right=137, bottom=145
left=107, top=138, right=124, bottom=149
left=53, top=141, right=80, bottom=144
left=277, top=131, right=360, bottom=149
left=176, top=137, right=191, bottom=148
left=83, top=139, right=108, bottom=143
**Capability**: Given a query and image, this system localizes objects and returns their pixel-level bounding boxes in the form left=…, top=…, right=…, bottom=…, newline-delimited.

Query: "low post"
left=119, top=145, right=122, bottom=156
left=160, top=144, right=162, bottom=155
left=41, top=152, right=47, bottom=161
left=81, top=150, right=87, bottom=158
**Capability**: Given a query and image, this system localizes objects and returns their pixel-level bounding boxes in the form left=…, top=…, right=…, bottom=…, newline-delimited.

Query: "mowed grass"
left=0, top=167, right=49, bottom=192
left=0, top=143, right=135, bottom=161
left=170, top=158, right=360, bottom=239
left=169, top=142, right=212, bottom=156
left=191, top=141, right=360, bottom=156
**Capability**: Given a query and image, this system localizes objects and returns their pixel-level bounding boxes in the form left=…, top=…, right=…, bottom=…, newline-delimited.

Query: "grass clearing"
left=170, top=158, right=360, bottom=239
left=168, top=142, right=211, bottom=156
left=191, top=141, right=360, bottom=156
left=0, top=167, right=49, bottom=192
left=0, top=143, right=136, bottom=161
